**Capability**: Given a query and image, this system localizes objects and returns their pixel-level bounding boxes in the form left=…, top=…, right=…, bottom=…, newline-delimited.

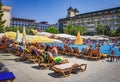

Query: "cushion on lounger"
left=54, top=63, right=74, bottom=70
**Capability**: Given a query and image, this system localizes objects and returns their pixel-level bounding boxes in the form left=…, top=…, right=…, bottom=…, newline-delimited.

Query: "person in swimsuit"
left=17, top=45, right=24, bottom=56
left=51, top=46, right=58, bottom=57
left=95, top=44, right=102, bottom=56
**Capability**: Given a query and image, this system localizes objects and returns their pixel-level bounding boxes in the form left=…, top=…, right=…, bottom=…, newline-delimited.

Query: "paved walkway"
left=0, top=53, right=120, bottom=82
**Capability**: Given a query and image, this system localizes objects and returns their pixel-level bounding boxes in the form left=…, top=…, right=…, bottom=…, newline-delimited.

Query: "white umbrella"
left=52, top=39, right=62, bottom=43
left=22, top=27, right=27, bottom=47
left=0, top=33, right=4, bottom=39
left=16, top=29, right=22, bottom=43
left=37, top=32, right=53, bottom=37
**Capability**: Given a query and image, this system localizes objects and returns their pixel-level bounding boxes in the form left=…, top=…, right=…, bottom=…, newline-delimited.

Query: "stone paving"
left=0, top=52, right=120, bottom=82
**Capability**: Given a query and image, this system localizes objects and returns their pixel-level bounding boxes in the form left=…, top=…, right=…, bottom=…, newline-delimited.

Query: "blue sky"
left=2, top=0, right=120, bottom=24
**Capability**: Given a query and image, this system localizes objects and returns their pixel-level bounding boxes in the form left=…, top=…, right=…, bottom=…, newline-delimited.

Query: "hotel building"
left=2, top=6, right=11, bottom=27
left=58, top=7, right=120, bottom=33
left=11, top=17, right=36, bottom=28
left=10, top=17, right=58, bottom=31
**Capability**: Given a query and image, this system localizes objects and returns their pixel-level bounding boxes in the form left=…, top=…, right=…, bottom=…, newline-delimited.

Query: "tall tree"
left=45, top=26, right=59, bottom=34
left=64, top=24, right=87, bottom=35
left=96, top=24, right=105, bottom=35
left=109, top=29, right=116, bottom=37
left=0, top=0, right=6, bottom=33
left=115, top=26, right=120, bottom=36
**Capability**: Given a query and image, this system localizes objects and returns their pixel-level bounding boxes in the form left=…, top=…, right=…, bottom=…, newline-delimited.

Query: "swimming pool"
left=69, top=44, right=120, bottom=56
left=48, top=43, right=120, bottom=56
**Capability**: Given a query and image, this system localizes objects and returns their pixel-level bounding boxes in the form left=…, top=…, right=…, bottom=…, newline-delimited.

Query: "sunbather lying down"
left=52, top=62, right=87, bottom=77
left=46, top=51, right=68, bottom=64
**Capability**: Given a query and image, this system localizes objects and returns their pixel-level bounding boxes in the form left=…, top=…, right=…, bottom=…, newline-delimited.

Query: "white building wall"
left=2, top=6, right=11, bottom=27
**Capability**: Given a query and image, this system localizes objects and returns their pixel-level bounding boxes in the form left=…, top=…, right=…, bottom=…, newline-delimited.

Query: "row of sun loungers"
left=57, top=46, right=101, bottom=61
left=0, top=37, right=87, bottom=77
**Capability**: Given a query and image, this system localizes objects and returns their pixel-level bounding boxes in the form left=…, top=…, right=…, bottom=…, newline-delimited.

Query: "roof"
left=74, top=8, right=79, bottom=13
left=11, top=17, right=35, bottom=22
left=67, top=6, right=74, bottom=11
left=2, top=6, right=11, bottom=11
left=59, top=6, right=120, bottom=21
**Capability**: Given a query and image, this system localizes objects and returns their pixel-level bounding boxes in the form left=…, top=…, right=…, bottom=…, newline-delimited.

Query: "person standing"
left=95, top=44, right=102, bottom=56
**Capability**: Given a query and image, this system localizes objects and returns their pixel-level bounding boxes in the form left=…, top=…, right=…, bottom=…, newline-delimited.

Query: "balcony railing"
left=94, top=19, right=98, bottom=21
left=83, top=20, right=87, bottom=22
left=106, top=18, right=111, bottom=20
left=87, top=24, right=95, bottom=26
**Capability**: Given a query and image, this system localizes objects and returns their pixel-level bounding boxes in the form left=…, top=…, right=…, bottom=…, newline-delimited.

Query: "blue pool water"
left=100, top=45, right=120, bottom=56
left=70, top=44, right=120, bottom=56
left=48, top=43, right=120, bottom=56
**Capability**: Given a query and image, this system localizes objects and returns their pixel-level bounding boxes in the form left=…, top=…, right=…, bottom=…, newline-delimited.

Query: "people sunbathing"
left=51, top=46, right=58, bottom=57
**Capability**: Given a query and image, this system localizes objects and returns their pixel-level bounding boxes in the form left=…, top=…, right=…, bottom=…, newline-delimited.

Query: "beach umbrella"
left=22, top=27, right=27, bottom=47
left=0, top=33, right=4, bottom=39
left=4, top=31, right=16, bottom=40
left=74, top=31, right=83, bottom=44
left=37, top=32, right=53, bottom=37
left=28, top=36, right=53, bottom=43
left=16, top=29, right=22, bottom=43
left=52, top=39, right=62, bottom=43
left=4, top=31, right=22, bottom=40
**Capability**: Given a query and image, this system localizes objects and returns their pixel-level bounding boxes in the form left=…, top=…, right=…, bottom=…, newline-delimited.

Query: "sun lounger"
left=64, top=46, right=73, bottom=56
left=38, top=51, right=69, bottom=69
left=38, top=51, right=53, bottom=69
left=47, top=51, right=68, bottom=64
left=57, top=46, right=64, bottom=55
left=88, top=49, right=101, bottom=61
left=71, top=47, right=81, bottom=57
left=21, top=48, right=39, bottom=63
left=52, top=62, right=87, bottom=77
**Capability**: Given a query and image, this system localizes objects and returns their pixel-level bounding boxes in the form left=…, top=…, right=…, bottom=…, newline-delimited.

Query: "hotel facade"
left=2, top=6, right=11, bottom=27
left=58, top=7, right=120, bottom=33
left=10, top=17, right=58, bottom=31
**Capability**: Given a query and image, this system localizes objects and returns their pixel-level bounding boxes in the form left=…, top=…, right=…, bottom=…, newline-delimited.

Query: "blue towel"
left=0, top=72, right=15, bottom=81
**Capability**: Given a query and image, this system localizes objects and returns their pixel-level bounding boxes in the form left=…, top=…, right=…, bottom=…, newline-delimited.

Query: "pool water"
left=100, top=45, right=120, bottom=56
left=70, top=44, right=120, bottom=56
left=48, top=43, right=120, bottom=56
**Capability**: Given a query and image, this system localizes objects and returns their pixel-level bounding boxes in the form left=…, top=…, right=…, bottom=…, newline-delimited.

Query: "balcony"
left=87, top=24, right=95, bottom=26
left=83, top=20, right=87, bottom=22
left=94, top=19, right=98, bottom=21
left=87, top=28, right=96, bottom=32
left=79, top=21, right=83, bottom=23
left=100, top=18, right=105, bottom=20
left=115, top=22, right=120, bottom=24
left=106, top=18, right=111, bottom=20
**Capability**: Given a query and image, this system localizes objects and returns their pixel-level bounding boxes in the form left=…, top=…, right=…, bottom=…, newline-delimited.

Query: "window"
left=98, top=12, right=102, bottom=15
left=110, top=10, right=115, bottom=13
left=83, top=15, right=86, bottom=17
left=104, top=11, right=108, bottom=14
left=92, top=13, right=96, bottom=15
left=87, top=14, right=91, bottom=16
left=78, top=15, right=81, bottom=18
left=111, top=15, right=116, bottom=18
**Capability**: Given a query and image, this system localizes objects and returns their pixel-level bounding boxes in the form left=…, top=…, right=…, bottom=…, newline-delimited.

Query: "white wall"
left=2, top=6, right=11, bottom=27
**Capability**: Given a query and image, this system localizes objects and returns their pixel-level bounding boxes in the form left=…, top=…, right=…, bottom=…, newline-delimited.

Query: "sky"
left=2, top=0, right=120, bottom=24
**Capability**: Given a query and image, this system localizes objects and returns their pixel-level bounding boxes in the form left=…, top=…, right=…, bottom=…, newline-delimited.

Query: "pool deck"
left=0, top=53, right=120, bottom=82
